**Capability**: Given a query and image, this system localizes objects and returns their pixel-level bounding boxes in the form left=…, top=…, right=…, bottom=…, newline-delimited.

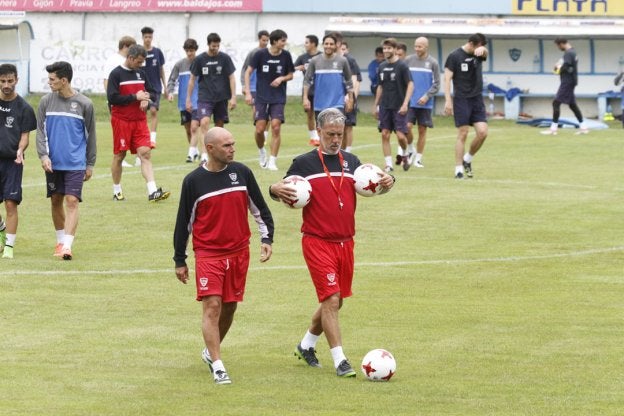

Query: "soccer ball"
left=353, top=164, right=384, bottom=197
left=361, top=349, right=396, bottom=381
left=281, top=175, right=312, bottom=209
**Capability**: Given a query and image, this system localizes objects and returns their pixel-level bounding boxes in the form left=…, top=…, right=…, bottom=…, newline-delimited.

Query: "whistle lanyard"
left=317, top=148, right=345, bottom=210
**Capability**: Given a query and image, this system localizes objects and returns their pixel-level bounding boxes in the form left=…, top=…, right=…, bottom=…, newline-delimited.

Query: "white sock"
left=330, top=346, right=347, bottom=368
left=212, top=359, right=225, bottom=373
left=308, top=130, right=316, bottom=139
left=55, top=229, right=65, bottom=244
left=550, top=122, right=558, bottom=131
left=300, top=331, right=320, bottom=350
left=6, top=233, right=16, bottom=246
left=415, top=152, right=423, bottom=162
left=62, top=234, right=74, bottom=250
left=268, top=155, right=277, bottom=166
left=263, top=131, right=268, bottom=140
left=259, top=147, right=266, bottom=157
left=455, top=165, right=464, bottom=175
left=312, top=130, right=320, bottom=140
left=113, top=184, right=122, bottom=194
left=408, top=144, right=416, bottom=154
left=384, top=156, right=393, bottom=167
left=201, top=152, right=208, bottom=161
left=463, top=153, right=473, bottom=163
left=147, top=181, right=158, bottom=195
left=397, top=146, right=403, bottom=156
left=150, top=132, right=157, bottom=143
left=187, top=147, right=195, bottom=158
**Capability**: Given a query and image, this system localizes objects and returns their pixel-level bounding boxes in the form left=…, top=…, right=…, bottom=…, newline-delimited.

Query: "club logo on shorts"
left=199, top=277, right=208, bottom=287
left=326, top=273, right=336, bottom=286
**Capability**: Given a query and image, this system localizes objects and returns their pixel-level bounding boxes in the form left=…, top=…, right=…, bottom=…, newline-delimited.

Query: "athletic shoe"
left=294, top=343, right=322, bottom=368
left=462, top=161, right=473, bottom=178
left=121, top=160, right=133, bottom=168
left=0, top=228, right=5, bottom=249
left=455, top=172, right=464, bottom=179
left=201, top=348, right=214, bottom=374
left=61, top=248, right=72, bottom=261
left=308, top=138, right=320, bottom=147
left=413, top=160, right=425, bottom=168
left=113, top=192, right=125, bottom=201
left=2, top=245, right=13, bottom=259
left=540, top=129, right=557, bottom=135
left=266, top=161, right=278, bottom=171
left=575, top=128, right=589, bottom=135
left=336, top=359, right=356, bottom=378
left=407, top=153, right=415, bottom=165
left=186, top=156, right=193, bottom=163
left=402, top=156, right=411, bottom=171
left=214, top=369, right=232, bottom=385
left=53, top=243, right=63, bottom=257
left=384, top=165, right=394, bottom=173
left=394, top=154, right=402, bottom=166
left=148, top=188, right=171, bottom=202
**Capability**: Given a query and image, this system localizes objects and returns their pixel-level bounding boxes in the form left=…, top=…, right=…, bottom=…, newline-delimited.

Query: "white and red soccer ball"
left=281, top=175, right=312, bottom=209
left=361, top=349, right=396, bottom=381
left=353, top=164, right=384, bottom=197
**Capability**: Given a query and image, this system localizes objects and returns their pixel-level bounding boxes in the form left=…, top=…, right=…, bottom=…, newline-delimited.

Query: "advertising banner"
left=0, top=0, right=261, bottom=12
left=513, top=0, right=624, bottom=16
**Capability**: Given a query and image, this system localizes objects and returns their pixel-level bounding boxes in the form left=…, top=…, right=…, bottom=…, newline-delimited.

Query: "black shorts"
left=0, top=158, right=23, bottom=204
left=407, top=107, right=433, bottom=128
left=45, top=170, right=85, bottom=202
left=453, top=96, right=487, bottom=127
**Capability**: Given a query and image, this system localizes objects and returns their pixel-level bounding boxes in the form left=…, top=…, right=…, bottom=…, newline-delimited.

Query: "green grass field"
left=1, top=95, right=623, bottom=415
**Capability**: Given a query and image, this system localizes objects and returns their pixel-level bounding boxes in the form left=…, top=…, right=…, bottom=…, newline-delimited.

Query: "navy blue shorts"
left=148, top=92, right=162, bottom=110
left=197, top=100, right=229, bottom=124
left=0, top=158, right=23, bottom=204
left=408, top=107, right=434, bottom=128
left=555, top=82, right=577, bottom=105
left=378, top=108, right=408, bottom=134
left=254, top=103, right=285, bottom=124
left=46, top=170, right=85, bottom=202
left=180, top=110, right=197, bottom=125
left=453, top=96, right=487, bottom=127
left=345, top=100, right=358, bottom=127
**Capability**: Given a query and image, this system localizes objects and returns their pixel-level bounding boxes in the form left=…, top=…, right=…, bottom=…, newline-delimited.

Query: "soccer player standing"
left=294, top=34, right=322, bottom=145
left=444, top=33, right=489, bottom=179
left=244, top=29, right=295, bottom=171
left=36, top=61, right=96, bottom=261
left=140, top=27, right=166, bottom=148
left=269, top=108, right=395, bottom=378
left=0, top=63, right=36, bottom=259
left=173, top=127, right=274, bottom=385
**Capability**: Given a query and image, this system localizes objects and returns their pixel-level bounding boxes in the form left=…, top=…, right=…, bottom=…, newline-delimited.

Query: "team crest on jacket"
left=4, top=116, right=14, bottom=128
left=229, top=172, right=238, bottom=183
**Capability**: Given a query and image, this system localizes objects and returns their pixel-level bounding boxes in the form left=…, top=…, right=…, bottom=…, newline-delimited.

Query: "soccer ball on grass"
left=361, top=349, right=396, bottom=381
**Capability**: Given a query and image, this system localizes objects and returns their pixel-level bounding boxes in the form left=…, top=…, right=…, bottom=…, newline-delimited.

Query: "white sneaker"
left=540, top=129, right=557, bottom=135
left=134, top=157, right=142, bottom=167
left=575, top=128, right=589, bottom=135
left=266, top=162, right=278, bottom=171
left=413, top=160, right=424, bottom=168
left=122, top=160, right=133, bottom=168
left=214, top=369, right=232, bottom=385
left=259, top=149, right=267, bottom=168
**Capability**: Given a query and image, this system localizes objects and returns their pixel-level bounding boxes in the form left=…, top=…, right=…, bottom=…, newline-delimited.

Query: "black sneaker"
left=294, top=343, right=321, bottom=368
left=336, top=359, right=356, bottom=377
left=455, top=172, right=464, bottom=179
left=395, top=154, right=402, bottom=166
left=148, top=187, right=171, bottom=202
left=402, top=156, right=411, bottom=171
left=462, top=161, right=473, bottom=178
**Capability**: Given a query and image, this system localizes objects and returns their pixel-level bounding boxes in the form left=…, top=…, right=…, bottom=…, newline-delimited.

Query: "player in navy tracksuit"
left=173, top=127, right=274, bottom=385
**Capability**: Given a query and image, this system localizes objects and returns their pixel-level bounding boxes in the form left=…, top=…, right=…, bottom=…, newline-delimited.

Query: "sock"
left=56, top=229, right=65, bottom=244
left=268, top=155, right=277, bottom=166
left=259, top=147, right=266, bottom=157
left=396, top=146, right=403, bottom=156
left=455, top=165, right=464, bottom=175
left=330, top=346, right=347, bottom=368
left=384, top=156, right=393, bottom=167
left=300, top=331, right=320, bottom=350
left=187, top=147, right=195, bottom=158
left=408, top=144, right=416, bottom=154
left=550, top=122, right=558, bottom=131
left=415, top=152, right=423, bottom=162
left=308, top=130, right=317, bottom=139
left=150, top=132, right=157, bottom=143
left=113, top=184, right=122, bottom=194
left=212, top=359, right=225, bottom=373
left=463, top=153, right=473, bottom=163
left=201, top=152, right=208, bottom=161
left=147, top=181, right=158, bottom=195
left=312, top=130, right=320, bottom=140
left=263, top=131, right=268, bottom=140
left=6, top=233, right=16, bottom=246
left=62, top=235, right=74, bottom=250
